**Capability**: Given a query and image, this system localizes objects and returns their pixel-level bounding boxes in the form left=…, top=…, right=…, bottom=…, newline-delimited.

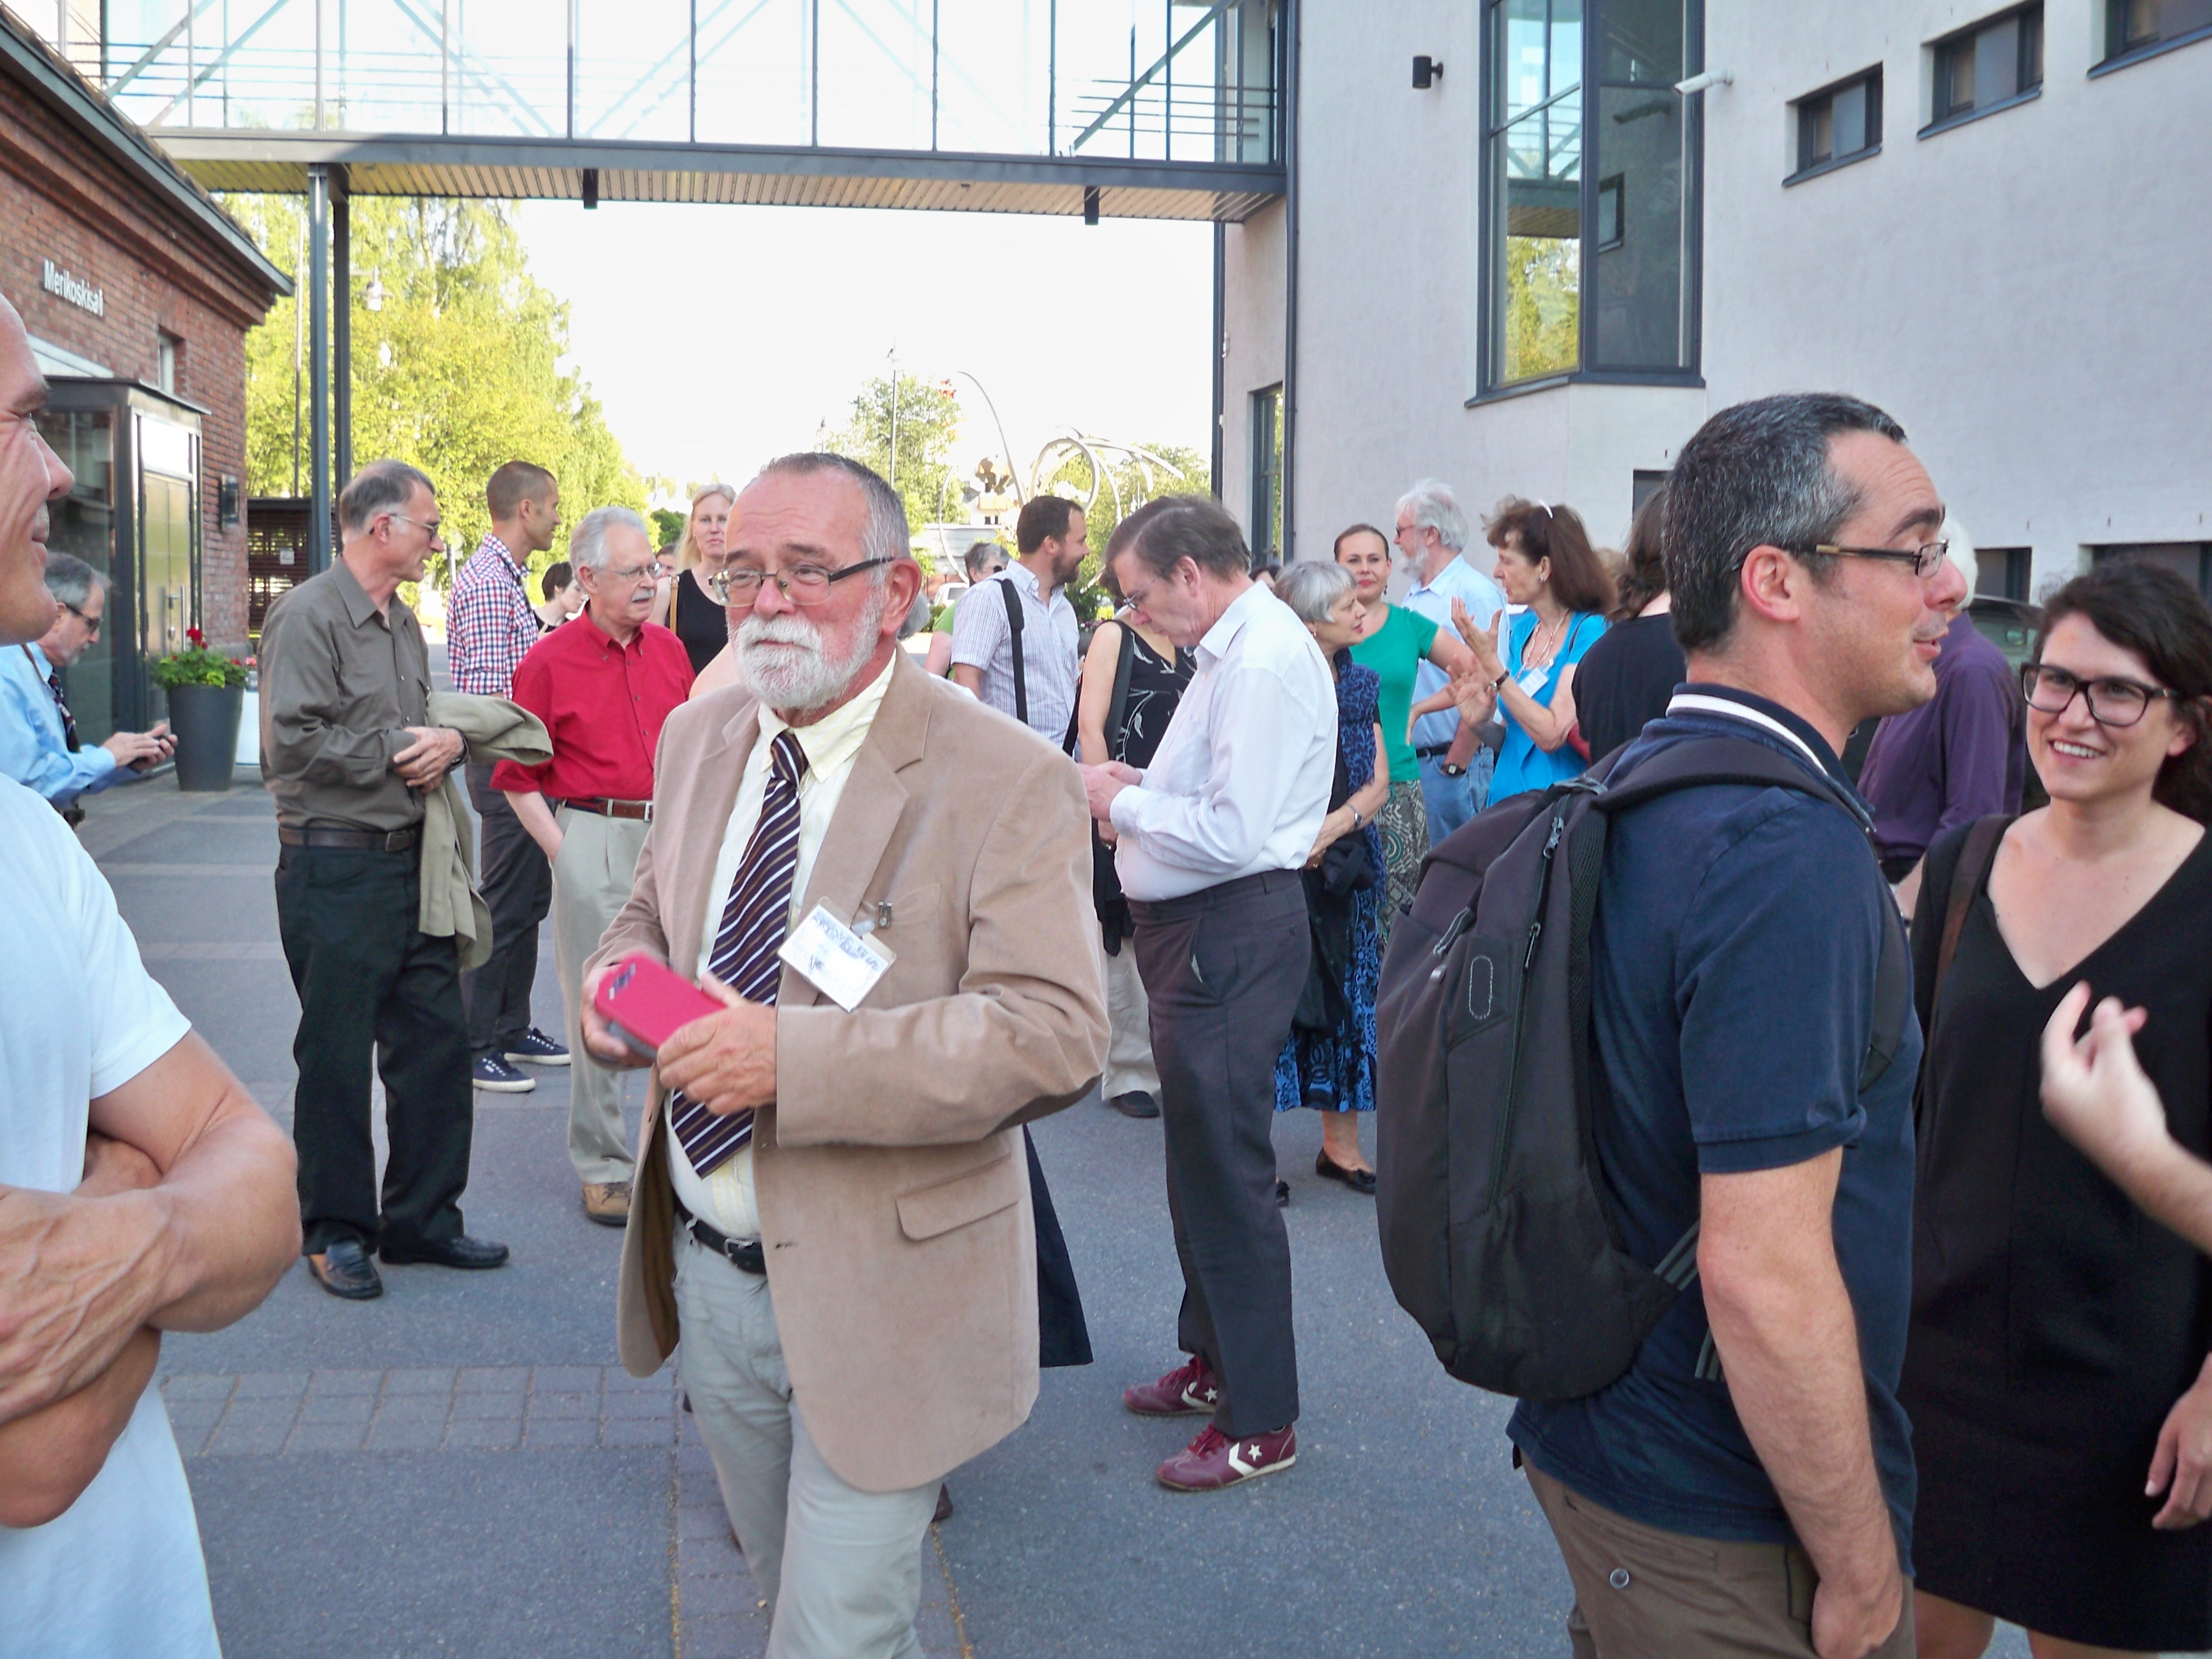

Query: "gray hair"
left=1664, top=394, right=1908, bottom=654
left=1108, top=495, right=1249, bottom=582
left=569, top=504, right=649, bottom=572
left=1396, top=478, right=1468, bottom=552
left=754, top=452, right=910, bottom=577
left=1275, top=558, right=1356, bottom=625
left=42, top=552, right=106, bottom=611
left=897, top=586, right=934, bottom=641
left=338, top=460, right=436, bottom=535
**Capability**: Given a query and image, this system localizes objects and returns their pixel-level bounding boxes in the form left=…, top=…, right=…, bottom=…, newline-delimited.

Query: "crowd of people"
left=5, top=263, right=2212, bottom=1659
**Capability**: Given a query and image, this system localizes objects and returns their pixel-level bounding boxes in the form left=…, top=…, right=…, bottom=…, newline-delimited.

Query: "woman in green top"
left=1336, top=523, right=1478, bottom=946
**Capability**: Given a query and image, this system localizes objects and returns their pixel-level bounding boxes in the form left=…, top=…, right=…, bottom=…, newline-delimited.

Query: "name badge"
left=1517, top=666, right=1552, bottom=699
left=778, top=903, right=894, bottom=1011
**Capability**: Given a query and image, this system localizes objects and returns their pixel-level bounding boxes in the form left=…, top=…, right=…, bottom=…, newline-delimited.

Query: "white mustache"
left=737, top=615, right=823, bottom=650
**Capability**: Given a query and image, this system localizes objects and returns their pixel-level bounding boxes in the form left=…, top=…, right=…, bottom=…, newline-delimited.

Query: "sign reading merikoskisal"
left=41, top=258, right=104, bottom=318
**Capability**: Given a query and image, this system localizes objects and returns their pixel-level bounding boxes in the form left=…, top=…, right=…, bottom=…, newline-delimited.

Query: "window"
left=1249, top=386, right=1282, bottom=560
left=2094, top=543, right=2212, bottom=601
left=1976, top=547, right=2033, bottom=601
left=1791, top=69, right=1882, bottom=180
left=2103, top=0, right=2212, bottom=64
left=1481, top=0, right=1701, bottom=393
left=1928, top=6, right=2043, bottom=130
left=156, top=332, right=181, bottom=395
left=1632, top=469, right=1669, bottom=515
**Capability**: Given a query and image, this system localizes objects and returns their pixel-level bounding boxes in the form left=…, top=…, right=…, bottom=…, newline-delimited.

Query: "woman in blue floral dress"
left=1270, top=561, right=1390, bottom=1194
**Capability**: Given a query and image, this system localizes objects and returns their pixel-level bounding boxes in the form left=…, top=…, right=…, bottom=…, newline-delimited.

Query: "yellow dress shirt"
left=666, top=654, right=896, bottom=1241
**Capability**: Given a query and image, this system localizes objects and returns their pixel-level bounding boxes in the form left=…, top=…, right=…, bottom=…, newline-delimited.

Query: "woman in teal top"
left=1453, top=498, right=1615, bottom=803
left=1336, top=523, right=1476, bottom=943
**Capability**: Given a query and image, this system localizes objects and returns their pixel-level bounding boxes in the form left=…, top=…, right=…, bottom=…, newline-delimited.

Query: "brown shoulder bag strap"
left=1936, top=814, right=2010, bottom=993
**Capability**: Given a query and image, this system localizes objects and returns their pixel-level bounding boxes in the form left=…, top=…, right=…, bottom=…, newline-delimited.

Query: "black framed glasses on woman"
left=2021, top=661, right=2180, bottom=729
left=705, top=557, right=894, bottom=606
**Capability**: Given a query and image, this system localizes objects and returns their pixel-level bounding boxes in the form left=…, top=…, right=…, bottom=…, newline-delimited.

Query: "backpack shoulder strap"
left=1104, top=622, right=1138, bottom=752
left=1590, top=734, right=1842, bottom=816
left=997, top=575, right=1028, bottom=728
left=1936, top=814, right=2008, bottom=997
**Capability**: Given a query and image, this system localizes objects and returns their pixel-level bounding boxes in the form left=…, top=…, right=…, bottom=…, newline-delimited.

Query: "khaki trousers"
left=674, top=1234, right=939, bottom=1659
left=1101, top=942, right=1160, bottom=1101
left=551, top=808, right=646, bottom=1185
left=1526, top=1464, right=1915, bottom=1659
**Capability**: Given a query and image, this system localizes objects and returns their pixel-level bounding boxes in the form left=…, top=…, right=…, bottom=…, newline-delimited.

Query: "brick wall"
left=0, top=86, right=281, bottom=651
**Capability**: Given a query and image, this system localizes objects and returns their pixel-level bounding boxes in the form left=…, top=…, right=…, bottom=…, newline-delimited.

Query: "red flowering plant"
left=151, top=626, right=249, bottom=689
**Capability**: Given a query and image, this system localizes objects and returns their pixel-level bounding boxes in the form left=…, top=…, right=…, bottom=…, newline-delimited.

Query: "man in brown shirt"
left=259, top=460, right=509, bottom=1300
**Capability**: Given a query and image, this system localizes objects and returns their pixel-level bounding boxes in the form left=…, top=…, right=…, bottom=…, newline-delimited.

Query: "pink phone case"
left=593, top=953, right=724, bottom=1057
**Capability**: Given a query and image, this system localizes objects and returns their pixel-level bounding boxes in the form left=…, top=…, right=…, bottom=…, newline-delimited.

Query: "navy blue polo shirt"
left=1507, top=685, right=1921, bottom=1560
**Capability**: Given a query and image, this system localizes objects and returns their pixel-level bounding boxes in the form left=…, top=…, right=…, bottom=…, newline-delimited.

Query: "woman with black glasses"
left=1902, top=558, right=2212, bottom=1658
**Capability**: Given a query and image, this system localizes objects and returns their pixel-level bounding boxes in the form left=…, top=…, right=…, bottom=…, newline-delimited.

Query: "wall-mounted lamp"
left=582, top=167, right=600, bottom=210
left=1412, top=55, right=1443, bottom=89
left=1083, top=184, right=1100, bottom=226
left=1672, top=69, right=1733, bottom=95
left=362, top=271, right=385, bottom=312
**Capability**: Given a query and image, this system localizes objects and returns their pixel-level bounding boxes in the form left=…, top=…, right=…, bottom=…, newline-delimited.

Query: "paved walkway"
left=81, top=770, right=2030, bottom=1659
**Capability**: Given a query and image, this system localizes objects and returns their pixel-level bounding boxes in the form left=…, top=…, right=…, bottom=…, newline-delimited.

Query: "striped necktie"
left=667, top=729, right=809, bottom=1179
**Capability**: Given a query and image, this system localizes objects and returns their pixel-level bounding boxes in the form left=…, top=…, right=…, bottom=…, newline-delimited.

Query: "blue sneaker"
left=472, top=1054, right=535, bottom=1093
left=504, top=1027, right=569, bottom=1067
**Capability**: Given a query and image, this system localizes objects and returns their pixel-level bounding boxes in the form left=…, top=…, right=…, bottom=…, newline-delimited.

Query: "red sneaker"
left=1122, top=1355, right=1220, bottom=1418
left=1156, top=1423, right=1297, bottom=1491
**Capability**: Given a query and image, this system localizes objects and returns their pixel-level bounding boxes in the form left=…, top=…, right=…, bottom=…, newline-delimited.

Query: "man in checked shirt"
left=447, top=460, right=569, bottom=1093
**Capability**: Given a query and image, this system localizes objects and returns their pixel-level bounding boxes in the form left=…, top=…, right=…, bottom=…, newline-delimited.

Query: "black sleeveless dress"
left=671, top=568, right=726, bottom=677
left=1902, top=823, right=2212, bottom=1651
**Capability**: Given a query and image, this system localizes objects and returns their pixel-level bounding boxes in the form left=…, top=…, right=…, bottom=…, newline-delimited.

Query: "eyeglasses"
left=705, top=557, right=894, bottom=606
left=1782, top=540, right=1950, bottom=578
left=602, top=561, right=660, bottom=585
left=2021, top=662, right=2180, bottom=729
left=61, top=602, right=100, bottom=637
left=387, top=512, right=446, bottom=548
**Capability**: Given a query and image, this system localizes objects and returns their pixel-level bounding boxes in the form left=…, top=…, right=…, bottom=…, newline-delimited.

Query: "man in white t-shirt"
left=0, top=289, right=299, bottom=1657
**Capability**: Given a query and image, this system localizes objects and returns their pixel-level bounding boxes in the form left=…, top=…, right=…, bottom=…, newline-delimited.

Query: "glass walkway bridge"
left=82, top=0, right=1285, bottom=220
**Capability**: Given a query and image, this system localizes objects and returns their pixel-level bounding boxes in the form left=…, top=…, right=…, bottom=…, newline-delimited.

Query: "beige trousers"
left=674, top=1233, right=939, bottom=1659
left=1101, top=941, right=1159, bottom=1101
left=551, top=808, right=646, bottom=1185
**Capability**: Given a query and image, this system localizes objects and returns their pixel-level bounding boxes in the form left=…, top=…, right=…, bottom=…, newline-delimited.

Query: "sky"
left=513, top=200, right=1216, bottom=507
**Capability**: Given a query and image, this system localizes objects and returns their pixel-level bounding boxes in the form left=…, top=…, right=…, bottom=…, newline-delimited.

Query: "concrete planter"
left=166, top=683, right=244, bottom=791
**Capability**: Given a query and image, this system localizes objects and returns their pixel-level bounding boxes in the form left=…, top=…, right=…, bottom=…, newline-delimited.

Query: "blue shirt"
left=0, top=642, right=122, bottom=809
left=1508, top=686, right=1921, bottom=1560
left=1489, top=609, right=1606, bottom=802
left=1401, top=554, right=1507, bottom=752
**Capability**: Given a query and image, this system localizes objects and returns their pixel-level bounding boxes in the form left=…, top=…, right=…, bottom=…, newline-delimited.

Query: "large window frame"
left=2095, top=0, right=2212, bottom=72
left=1248, top=384, right=1282, bottom=561
left=1788, top=67, right=1883, bottom=184
left=1475, top=0, right=1705, bottom=401
left=1924, top=4, right=2043, bottom=136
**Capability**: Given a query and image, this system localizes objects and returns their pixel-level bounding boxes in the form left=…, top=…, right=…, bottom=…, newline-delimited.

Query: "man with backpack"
left=950, top=494, right=1087, bottom=742
left=1380, top=395, right=1963, bottom=1657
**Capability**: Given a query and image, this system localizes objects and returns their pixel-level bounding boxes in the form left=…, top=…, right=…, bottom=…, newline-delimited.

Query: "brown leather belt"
left=279, top=825, right=421, bottom=851
left=558, top=797, right=653, bottom=821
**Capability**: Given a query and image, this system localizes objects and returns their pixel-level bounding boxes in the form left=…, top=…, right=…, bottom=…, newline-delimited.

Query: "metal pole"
left=930, top=0, right=939, bottom=150
left=809, top=0, right=819, bottom=147
left=307, top=166, right=332, bottom=574
left=332, top=169, right=352, bottom=491
left=1047, top=0, right=1056, bottom=155
left=1128, top=27, right=1136, bottom=158
left=1279, top=0, right=1299, bottom=561
left=313, top=0, right=324, bottom=127
left=441, top=0, right=450, bottom=133
left=1164, top=0, right=1171, bottom=157
left=566, top=0, right=575, bottom=139
left=688, top=0, right=696, bottom=142
left=1210, top=220, right=1224, bottom=497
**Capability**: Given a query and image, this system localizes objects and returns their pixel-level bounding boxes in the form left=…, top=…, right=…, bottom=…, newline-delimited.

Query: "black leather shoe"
left=934, top=1483, right=954, bottom=1523
left=1275, top=1179, right=1291, bottom=1207
left=380, top=1235, right=511, bottom=1270
left=1316, top=1151, right=1378, bottom=1195
left=308, top=1239, right=383, bottom=1300
left=1109, top=1090, right=1161, bottom=1119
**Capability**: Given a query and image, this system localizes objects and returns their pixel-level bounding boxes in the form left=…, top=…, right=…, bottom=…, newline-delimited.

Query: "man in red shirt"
left=495, top=506, right=695, bottom=1227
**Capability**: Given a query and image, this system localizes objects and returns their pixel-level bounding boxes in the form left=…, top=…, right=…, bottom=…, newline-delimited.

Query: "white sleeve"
left=59, top=826, right=192, bottom=1097
left=948, top=581, right=1007, bottom=672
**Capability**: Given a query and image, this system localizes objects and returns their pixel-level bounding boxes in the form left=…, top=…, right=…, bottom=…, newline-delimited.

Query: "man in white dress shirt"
left=1080, top=495, right=1335, bottom=1492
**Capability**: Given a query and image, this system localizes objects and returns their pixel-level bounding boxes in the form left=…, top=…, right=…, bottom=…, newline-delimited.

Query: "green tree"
left=1502, top=235, right=1581, bottom=384
left=226, top=195, right=648, bottom=592
left=822, top=374, right=963, bottom=539
left=1031, top=440, right=1211, bottom=620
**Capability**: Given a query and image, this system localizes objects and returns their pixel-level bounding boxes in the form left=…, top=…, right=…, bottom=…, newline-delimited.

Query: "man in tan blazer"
left=580, top=452, right=1106, bottom=1659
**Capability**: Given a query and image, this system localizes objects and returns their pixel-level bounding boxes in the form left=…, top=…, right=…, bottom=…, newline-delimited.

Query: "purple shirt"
left=1859, top=611, right=2026, bottom=865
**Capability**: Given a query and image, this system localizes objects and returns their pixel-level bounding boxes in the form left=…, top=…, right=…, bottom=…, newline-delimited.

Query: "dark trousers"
left=275, top=842, right=476, bottom=1255
left=461, top=763, right=551, bottom=1059
left=1130, top=869, right=1309, bottom=1436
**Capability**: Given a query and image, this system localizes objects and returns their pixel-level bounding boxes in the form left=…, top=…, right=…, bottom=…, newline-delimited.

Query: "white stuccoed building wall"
left=1222, top=0, right=2211, bottom=595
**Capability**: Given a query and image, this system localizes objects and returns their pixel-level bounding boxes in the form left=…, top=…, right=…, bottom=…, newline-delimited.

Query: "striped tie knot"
left=769, top=728, right=808, bottom=793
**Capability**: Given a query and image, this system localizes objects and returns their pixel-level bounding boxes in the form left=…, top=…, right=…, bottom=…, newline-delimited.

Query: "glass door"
left=137, top=414, right=201, bottom=725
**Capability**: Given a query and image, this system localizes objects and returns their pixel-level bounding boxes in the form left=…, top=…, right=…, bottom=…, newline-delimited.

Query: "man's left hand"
left=656, top=971, right=777, bottom=1116
left=393, top=726, right=466, bottom=789
left=2152, top=1352, right=2212, bottom=1529
left=1080, top=760, right=1142, bottom=825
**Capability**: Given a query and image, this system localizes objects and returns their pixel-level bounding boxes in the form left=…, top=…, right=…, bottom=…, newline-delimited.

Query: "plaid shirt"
left=446, top=534, right=540, bottom=697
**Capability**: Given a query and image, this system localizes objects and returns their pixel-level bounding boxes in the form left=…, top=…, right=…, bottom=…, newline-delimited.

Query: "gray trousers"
left=551, top=808, right=645, bottom=1185
left=1129, top=868, right=1310, bottom=1436
left=1101, top=942, right=1160, bottom=1101
left=674, top=1235, right=939, bottom=1659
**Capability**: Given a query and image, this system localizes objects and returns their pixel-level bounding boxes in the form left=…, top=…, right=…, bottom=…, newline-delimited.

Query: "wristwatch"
left=1439, top=762, right=1467, bottom=777
left=1347, top=805, right=1365, bottom=829
left=1489, top=669, right=1511, bottom=691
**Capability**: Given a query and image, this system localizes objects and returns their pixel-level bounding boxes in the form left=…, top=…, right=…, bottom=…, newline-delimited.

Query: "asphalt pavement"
left=79, top=766, right=2032, bottom=1659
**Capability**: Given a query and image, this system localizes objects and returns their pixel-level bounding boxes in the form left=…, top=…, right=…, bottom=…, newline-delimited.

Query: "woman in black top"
left=1572, top=487, right=1684, bottom=762
left=1904, top=559, right=2212, bottom=1658
left=660, top=482, right=737, bottom=676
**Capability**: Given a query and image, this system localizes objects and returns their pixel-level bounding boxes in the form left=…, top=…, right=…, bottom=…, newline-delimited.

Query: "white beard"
left=729, top=602, right=883, bottom=712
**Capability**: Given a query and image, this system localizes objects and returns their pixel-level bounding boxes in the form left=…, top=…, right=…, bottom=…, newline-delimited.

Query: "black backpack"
left=1373, top=734, right=1910, bottom=1403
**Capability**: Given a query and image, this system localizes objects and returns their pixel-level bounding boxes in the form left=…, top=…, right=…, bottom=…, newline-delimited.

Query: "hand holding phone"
left=592, top=953, right=725, bottom=1061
